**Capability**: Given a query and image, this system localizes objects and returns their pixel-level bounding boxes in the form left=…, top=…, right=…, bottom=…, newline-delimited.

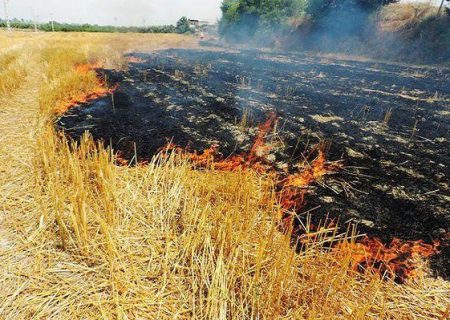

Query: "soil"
left=57, top=47, right=450, bottom=277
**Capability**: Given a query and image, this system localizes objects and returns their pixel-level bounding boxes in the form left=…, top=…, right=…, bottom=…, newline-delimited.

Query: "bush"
left=218, top=0, right=450, bottom=63
left=219, top=0, right=307, bottom=41
left=176, top=17, right=192, bottom=34
left=375, top=3, right=450, bottom=62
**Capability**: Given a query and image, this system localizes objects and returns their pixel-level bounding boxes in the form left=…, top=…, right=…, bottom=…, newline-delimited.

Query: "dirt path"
left=0, top=50, right=47, bottom=315
left=0, top=56, right=39, bottom=257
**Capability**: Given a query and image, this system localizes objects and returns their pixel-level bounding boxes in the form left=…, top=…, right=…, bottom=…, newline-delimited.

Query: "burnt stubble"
left=58, top=48, right=450, bottom=277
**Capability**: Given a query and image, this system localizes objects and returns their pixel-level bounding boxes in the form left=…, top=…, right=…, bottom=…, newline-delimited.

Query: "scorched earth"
left=58, top=47, right=450, bottom=277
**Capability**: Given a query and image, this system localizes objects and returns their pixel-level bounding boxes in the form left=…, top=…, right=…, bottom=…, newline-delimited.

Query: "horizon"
left=1, top=0, right=223, bottom=27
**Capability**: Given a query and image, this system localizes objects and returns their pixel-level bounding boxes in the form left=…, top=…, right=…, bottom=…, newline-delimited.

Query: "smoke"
left=219, top=0, right=375, bottom=49
left=301, top=0, right=373, bottom=53
left=219, top=0, right=450, bottom=63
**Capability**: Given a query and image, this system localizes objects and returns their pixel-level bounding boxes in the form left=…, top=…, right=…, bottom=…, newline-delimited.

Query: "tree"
left=176, top=16, right=191, bottom=34
left=306, top=0, right=398, bottom=22
left=219, top=0, right=307, bottom=40
left=219, top=0, right=398, bottom=41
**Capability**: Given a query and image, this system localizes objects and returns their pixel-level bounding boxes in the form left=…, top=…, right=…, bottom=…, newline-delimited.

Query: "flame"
left=161, top=113, right=340, bottom=214
left=74, top=62, right=101, bottom=74
left=115, top=151, right=130, bottom=166
left=55, top=62, right=117, bottom=115
left=336, top=237, right=440, bottom=283
left=118, top=112, right=440, bottom=284
left=247, top=112, right=277, bottom=162
left=284, top=151, right=327, bottom=188
left=127, top=56, right=146, bottom=64
left=278, top=150, right=341, bottom=212
left=162, top=112, right=279, bottom=173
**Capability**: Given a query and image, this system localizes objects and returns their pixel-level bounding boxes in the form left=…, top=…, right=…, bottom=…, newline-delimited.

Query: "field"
left=1, top=31, right=449, bottom=319
left=60, top=47, right=450, bottom=276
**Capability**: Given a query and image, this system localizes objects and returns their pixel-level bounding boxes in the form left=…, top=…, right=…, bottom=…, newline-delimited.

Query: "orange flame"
left=55, top=62, right=117, bottom=115
left=278, top=150, right=341, bottom=212
left=126, top=56, right=146, bottom=64
left=162, top=112, right=279, bottom=173
left=284, top=151, right=327, bottom=188
left=74, top=62, right=101, bottom=74
left=336, top=237, right=440, bottom=283
left=161, top=113, right=339, bottom=214
left=118, top=113, right=440, bottom=284
left=247, top=112, right=277, bottom=162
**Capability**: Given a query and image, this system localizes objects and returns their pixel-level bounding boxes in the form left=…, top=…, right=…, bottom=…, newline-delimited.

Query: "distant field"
left=0, top=31, right=449, bottom=319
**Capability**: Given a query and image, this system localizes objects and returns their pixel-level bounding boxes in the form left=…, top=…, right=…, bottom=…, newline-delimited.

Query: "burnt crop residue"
left=57, top=48, right=450, bottom=278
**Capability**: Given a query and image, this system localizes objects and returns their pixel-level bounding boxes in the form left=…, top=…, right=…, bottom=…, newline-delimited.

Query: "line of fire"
left=56, top=47, right=449, bottom=284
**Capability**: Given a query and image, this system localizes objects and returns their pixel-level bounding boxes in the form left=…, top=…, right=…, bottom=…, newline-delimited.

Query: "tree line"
left=0, top=17, right=194, bottom=34
left=219, top=0, right=397, bottom=41
left=219, top=0, right=450, bottom=63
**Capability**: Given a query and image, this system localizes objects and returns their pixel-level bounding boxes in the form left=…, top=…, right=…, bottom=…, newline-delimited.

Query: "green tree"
left=176, top=16, right=192, bottom=34
left=219, top=0, right=307, bottom=40
left=306, top=0, right=398, bottom=22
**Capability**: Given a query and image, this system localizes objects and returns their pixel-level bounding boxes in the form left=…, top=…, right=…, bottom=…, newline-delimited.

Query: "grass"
left=377, top=3, right=450, bottom=63
left=379, top=3, right=438, bottom=33
left=239, top=107, right=254, bottom=131
left=0, top=50, right=27, bottom=95
left=0, top=31, right=449, bottom=319
left=382, top=108, right=393, bottom=127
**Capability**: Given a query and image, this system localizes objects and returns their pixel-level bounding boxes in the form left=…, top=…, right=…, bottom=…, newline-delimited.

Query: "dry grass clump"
left=0, top=31, right=449, bottom=319
left=379, top=3, right=438, bottom=33
left=376, top=3, right=450, bottom=62
left=0, top=50, right=27, bottom=95
left=38, top=45, right=108, bottom=116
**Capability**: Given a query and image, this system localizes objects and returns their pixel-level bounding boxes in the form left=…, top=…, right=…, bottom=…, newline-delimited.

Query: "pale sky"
left=2, top=0, right=223, bottom=26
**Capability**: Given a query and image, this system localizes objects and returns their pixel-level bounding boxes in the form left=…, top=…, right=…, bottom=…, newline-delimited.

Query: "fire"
left=74, top=62, right=101, bottom=74
left=54, top=61, right=444, bottom=284
left=284, top=151, right=327, bottom=188
left=163, top=112, right=279, bottom=173
left=336, top=237, right=440, bottom=283
left=247, top=112, right=277, bottom=162
left=278, top=150, right=342, bottom=212
left=124, top=113, right=440, bottom=284
left=162, top=113, right=340, bottom=214
left=126, top=56, right=146, bottom=64
left=55, top=62, right=117, bottom=115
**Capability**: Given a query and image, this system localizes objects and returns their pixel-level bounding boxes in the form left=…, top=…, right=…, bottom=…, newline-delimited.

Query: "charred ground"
left=58, top=48, right=450, bottom=277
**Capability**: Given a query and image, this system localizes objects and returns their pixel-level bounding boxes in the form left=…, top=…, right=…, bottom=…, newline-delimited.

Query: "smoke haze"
left=3, top=0, right=222, bottom=26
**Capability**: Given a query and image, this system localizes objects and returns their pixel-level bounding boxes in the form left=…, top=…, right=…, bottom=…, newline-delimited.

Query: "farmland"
left=60, top=48, right=450, bottom=274
left=0, top=32, right=449, bottom=319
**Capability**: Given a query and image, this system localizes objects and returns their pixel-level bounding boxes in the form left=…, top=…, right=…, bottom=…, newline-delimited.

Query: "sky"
left=2, top=0, right=223, bottom=26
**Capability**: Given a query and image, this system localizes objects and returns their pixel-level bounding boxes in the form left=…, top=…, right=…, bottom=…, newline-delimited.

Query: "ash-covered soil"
left=58, top=48, right=450, bottom=276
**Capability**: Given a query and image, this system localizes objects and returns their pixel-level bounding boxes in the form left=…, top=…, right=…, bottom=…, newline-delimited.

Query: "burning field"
left=58, top=48, right=450, bottom=280
left=1, top=32, right=450, bottom=319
